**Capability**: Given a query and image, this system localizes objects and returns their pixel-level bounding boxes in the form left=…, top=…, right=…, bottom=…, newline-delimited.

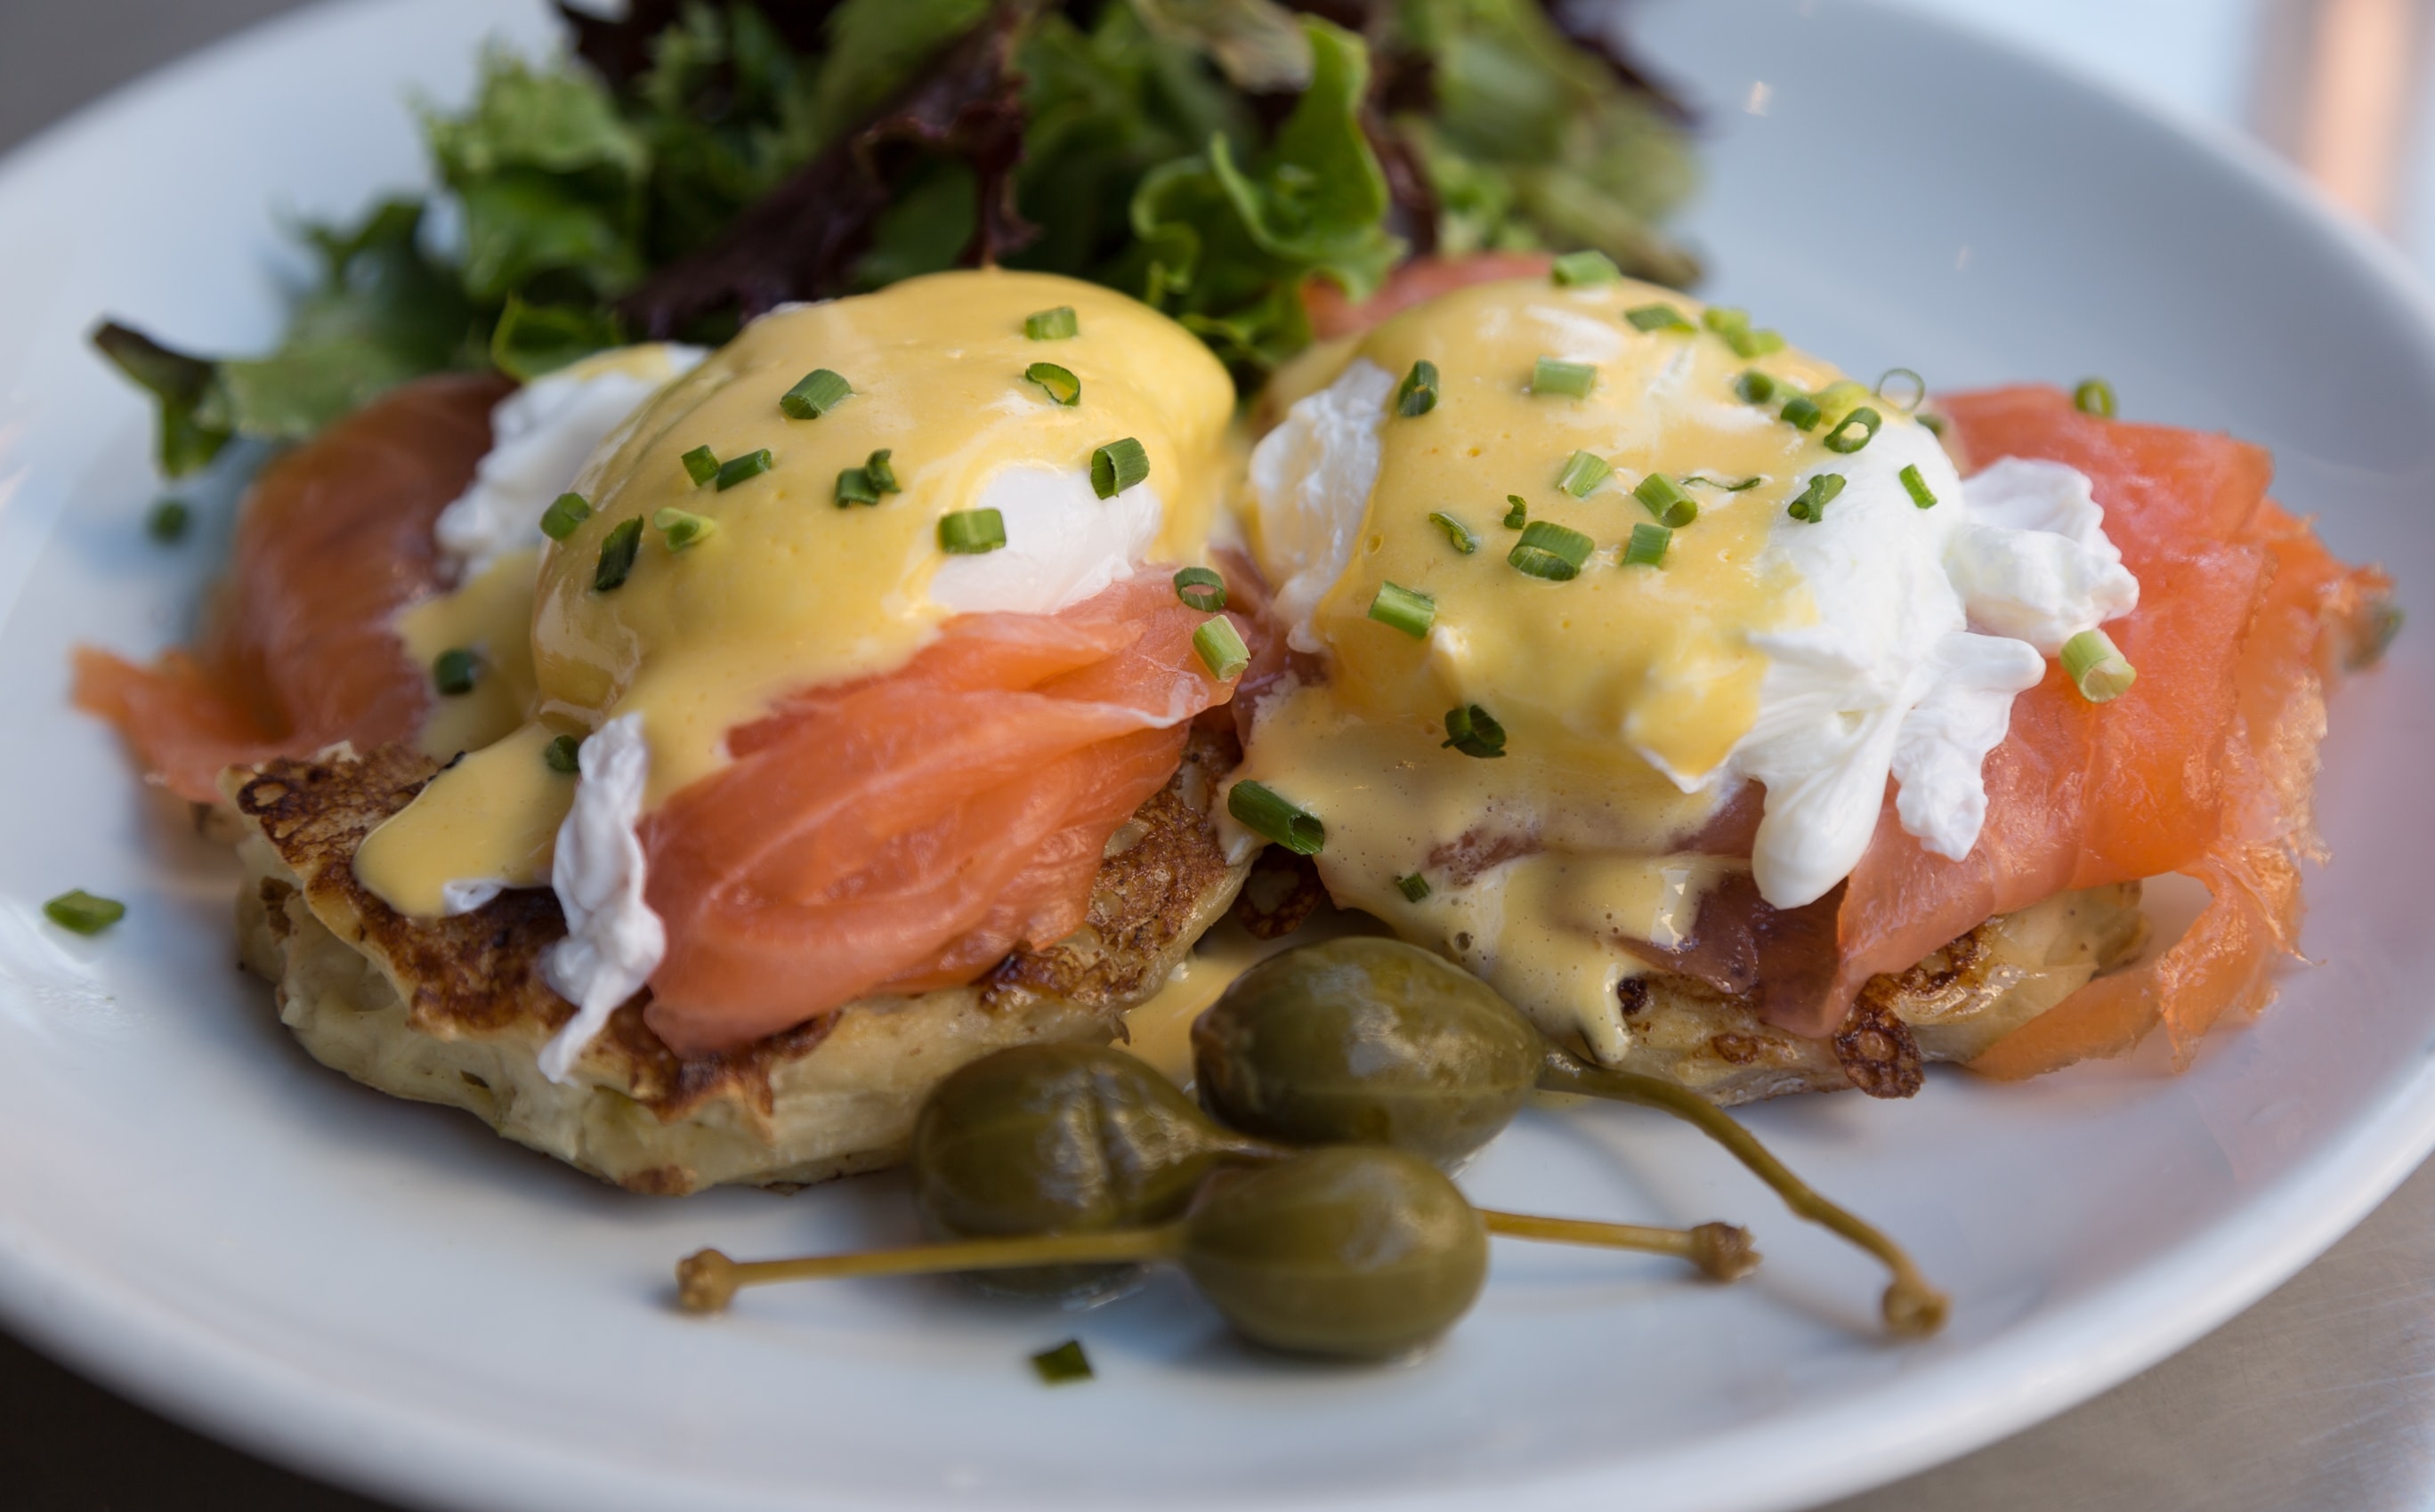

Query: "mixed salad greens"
left=96, top=0, right=1697, bottom=477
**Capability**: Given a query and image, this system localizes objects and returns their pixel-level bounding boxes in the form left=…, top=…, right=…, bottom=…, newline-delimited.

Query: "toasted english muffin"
left=228, top=729, right=1252, bottom=1195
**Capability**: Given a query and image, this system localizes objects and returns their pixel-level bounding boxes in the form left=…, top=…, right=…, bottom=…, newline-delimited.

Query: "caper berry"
left=1193, top=937, right=1541, bottom=1165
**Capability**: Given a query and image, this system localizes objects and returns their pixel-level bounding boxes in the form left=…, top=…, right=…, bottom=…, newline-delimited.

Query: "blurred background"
left=4, top=1, right=2435, bottom=1509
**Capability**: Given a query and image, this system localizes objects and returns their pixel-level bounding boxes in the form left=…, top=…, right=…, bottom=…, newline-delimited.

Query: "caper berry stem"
left=1479, top=1210, right=1760, bottom=1282
left=677, top=1225, right=1186, bottom=1314
left=1537, top=1048, right=1950, bottom=1337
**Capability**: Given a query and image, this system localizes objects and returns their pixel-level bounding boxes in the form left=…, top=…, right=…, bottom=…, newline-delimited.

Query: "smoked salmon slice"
left=1823, top=386, right=2391, bottom=1076
left=640, top=574, right=1248, bottom=1056
left=74, top=373, right=511, bottom=804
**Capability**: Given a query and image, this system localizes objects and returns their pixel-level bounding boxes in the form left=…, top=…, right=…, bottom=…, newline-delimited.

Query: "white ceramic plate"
left=2, top=2, right=2431, bottom=1509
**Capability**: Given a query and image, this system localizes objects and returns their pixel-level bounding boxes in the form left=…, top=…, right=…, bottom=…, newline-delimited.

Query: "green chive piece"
left=1918, top=412, right=1949, bottom=440
left=1193, top=617, right=1251, bottom=679
left=1823, top=405, right=1883, bottom=455
left=1632, top=473, right=1697, bottom=528
left=1780, top=394, right=1824, bottom=432
left=780, top=368, right=853, bottom=420
left=147, top=499, right=190, bottom=543
left=1030, top=1339, right=1093, bottom=1385
left=714, top=449, right=773, bottom=491
left=544, top=733, right=584, bottom=774
left=865, top=449, right=899, bottom=493
left=1900, top=464, right=1938, bottom=510
left=1701, top=306, right=1784, bottom=358
left=654, top=506, right=716, bottom=552
left=1684, top=473, right=1762, bottom=492
left=1876, top=368, right=1927, bottom=412
left=1814, top=380, right=1872, bottom=422
left=432, top=648, right=480, bottom=696
left=2074, top=378, right=2117, bottom=418
left=1024, top=361, right=1081, bottom=407
left=1733, top=370, right=1778, bottom=405
left=1367, top=581, right=1436, bottom=638
left=2061, top=628, right=2137, bottom=702
left=939, top=508, right=1007, bottom=554
left=1502, top=495, right=1529, bottom=529
left=1174, top=566, right=1228, bottom=612
left=681, top=446, right=720, bottom=486
left=1624, top=303, right=1695, bottom=333
left=1428, top=512, right=1477, bottom=554
left=1551, top=249, right=1621, bottom=287
left=1441, top=704, right=1508, bottom=758
left=1395, top=872, right=1432, bottom=902
left=1023, top=307, right=1080, bottom=341
left=594, top=517, right=643, bottom=590
left=43, top=889, right=125, bottom=935
left=1786, top=473, right=1846, bottom=523
left=1090, top=437, right=1150, bottom=498
left=1396, top=360, right=1440, bottom=417
left=1623, top=522, right=1672, bottom=568
left=836, top=468, right=879, bottom=506
left=1532, top=358, right=1598, bottom=399
left=1229, top=780, right=1324, bottom=855
left=539, top=491, right=593, bottom=540
left=1509, top=520, right=1595, bottom=581
left=1556, top=450, right=1613, bottom=497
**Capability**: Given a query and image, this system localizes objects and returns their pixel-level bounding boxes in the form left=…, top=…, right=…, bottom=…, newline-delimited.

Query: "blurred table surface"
left=7, top=2, right=2435, bottom=1509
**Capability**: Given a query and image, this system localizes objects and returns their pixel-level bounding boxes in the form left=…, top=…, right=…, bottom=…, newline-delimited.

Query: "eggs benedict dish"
left=79, top=270, right=1267, bottom=1192
left=1226, top=263, right=2391, bottom=1100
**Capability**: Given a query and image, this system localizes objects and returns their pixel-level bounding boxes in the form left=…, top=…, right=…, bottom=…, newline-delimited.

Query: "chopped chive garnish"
left=1823, top=405, right=1883, bottom=454
left=43, top=889, right=125, bottom=935
left=2350, top=598, right=2405, bottom=670
left=1733, top=370, right=1777, bottom=405
left=2061, top=628, right=2136, bottom=702
left=836, top=467, right=880, bottom=506
left=432, top=648, right=480, bottom=696
left=1899, top=464, right=1938, bottom=509
left=1367, top=581, right=1436, bottom=638
left=1632, top=473, right=1697, bottom=528
left=779, top=368, right=853, bottom=419
left=653, top=506, right=716, bottom=551
left=1396, top=360, right=1440, bottom=417
left=1531, top=357, right=1598, bottom=399
left=539, top=490, right=593, bottom=540
left=1786, top=473, right=1845, bottom=523
left=1024, top=307, right=1080, bottom=341
left=865, top=449, right=898, bottom=493
left=1556, top=449, right=1613, bottom=497
left=594, top=517, right=643, bottom=589
left=1428, top=512, right=1477, bottom=554
left=544, top=733, right=584, bottom=773
left=2074, top=378, right=2117, bottom=417
left=1624, top=303, right=1695, bottom=333
left=1814, top=380, right=1871, bottom=421
left=1918, top=411, right=1949, bottom=440
left=938, top=508, right=1007, bottom=554
left=1684, top=473, right=1762, bottom=492
left=1193, top=617, right=1250, bottom=679
left=1509, top=520, right=1594, bottom=580
left=1622, top=522, right=1671, bottom=568
left=1090, top=437, right=1150, bottom=498
left=1229, top=780, right=1324, bottom=854
left=1551, top=249, right=1621, bottom=287
left=1701, top=306, right=1784, bottom=358
left=1024, top=361, right=1081, bottom=406
left=1395, top=872, right=1432, bottom=902
left=1441, top=703, right=1508, bottom=758
left=681, top=446, right=720, bottom=486
left=1502, top=495, right=1528, bottom=529
left=1030, top=1339, right=1093, bottom=1384
left=1173, top=566, right=1227, bottom=611
left=1780, top=394, right=1824, bottom=432
left=714, top=449, right=773, bottom=491
left=147, top=499, right=190, bottom=543
left=1876, top=368, right=1927, bottom=412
